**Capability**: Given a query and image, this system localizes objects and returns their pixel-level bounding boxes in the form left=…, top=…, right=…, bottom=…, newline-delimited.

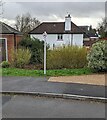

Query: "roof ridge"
left=42, top=21, right=78, bottom=23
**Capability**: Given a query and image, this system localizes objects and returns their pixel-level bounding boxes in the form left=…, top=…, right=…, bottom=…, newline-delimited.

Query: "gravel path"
left=48, top=74, right=106, bottom=86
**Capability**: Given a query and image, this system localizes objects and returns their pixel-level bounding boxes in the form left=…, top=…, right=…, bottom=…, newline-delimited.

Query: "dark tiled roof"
left=0, top=22, right=22, bottom=34
left=83, top=32, right=99, bottom=38
left=87, top=32, right=99, bottom=37
left=79, top=26, right=99, bottom=38
left=29, top=22, right=84, bottom=34
left=79, top=26, right=89, bottom=32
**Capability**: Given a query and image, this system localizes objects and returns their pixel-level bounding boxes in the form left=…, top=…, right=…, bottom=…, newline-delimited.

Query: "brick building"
left=0, top=22, right=23, bottom=62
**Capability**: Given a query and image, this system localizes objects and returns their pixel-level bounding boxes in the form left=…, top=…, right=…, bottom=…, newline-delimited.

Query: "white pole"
left=43, top=31, right=47, bottom=75
left=44, top=37, right=46, bottom=74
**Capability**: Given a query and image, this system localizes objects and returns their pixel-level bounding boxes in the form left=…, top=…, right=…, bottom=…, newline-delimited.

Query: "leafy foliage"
left=87, top=40, right=107, bottom=72
left=47, top=46, right=87, bottom=69
left=18, top=37, right=45, bottom=65
left=10, top=48, right=31, bottom=68
left=0, top=61, right=10, bottom=68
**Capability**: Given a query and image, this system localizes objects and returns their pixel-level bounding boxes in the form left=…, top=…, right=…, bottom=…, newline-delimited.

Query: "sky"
left=0, top=0, right=106, bottom=29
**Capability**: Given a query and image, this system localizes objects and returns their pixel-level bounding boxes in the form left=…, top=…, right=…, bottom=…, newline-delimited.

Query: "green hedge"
left=47, top=46, right=87, bottom=69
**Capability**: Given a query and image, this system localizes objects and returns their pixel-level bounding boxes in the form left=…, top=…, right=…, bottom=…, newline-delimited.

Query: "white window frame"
left=0, top=38, right=8, bottom=61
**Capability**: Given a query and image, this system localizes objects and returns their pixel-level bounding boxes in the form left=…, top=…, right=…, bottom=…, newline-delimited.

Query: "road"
left=2, top=95, right=106, bottom=118
left=2, top=77, right=106, bottom=98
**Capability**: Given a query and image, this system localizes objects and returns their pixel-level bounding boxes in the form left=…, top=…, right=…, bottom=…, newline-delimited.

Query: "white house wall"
left=63, top=34, right=71, bottom=45
left=31, top=34, right=63, bottom=49
left=73, top=34, right=83, bottom=46
left=31, top=34, right=83, bottom=49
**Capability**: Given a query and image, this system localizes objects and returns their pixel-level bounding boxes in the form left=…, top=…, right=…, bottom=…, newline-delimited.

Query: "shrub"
left=10, top=48, right=31, bottom=68
left=0, top=61, right=10, bottom=68
left=47, top=46, right=87, bottom=69
left=87, top=40, right=107, bottom=72
left=18, top=37, right=48, bottom=65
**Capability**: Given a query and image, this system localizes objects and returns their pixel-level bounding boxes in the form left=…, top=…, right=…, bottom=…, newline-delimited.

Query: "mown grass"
left=2, top=68, right=93, bottom=77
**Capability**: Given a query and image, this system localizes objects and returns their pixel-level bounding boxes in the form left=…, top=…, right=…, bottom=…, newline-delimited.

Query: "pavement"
left=48, top=74, right=106, bottom=86
left=2, top=76, right=107, bottom=102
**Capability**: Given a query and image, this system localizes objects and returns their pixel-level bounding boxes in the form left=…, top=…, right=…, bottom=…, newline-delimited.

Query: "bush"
left=87, top=40, right=107, bottom=72
left=0, top=61, right=10, bottom=68
left=10, top=48, right=31, bottom=68
left=47, top=46, right=87, bottom=69
left=18, top=37, right=48, bottom=65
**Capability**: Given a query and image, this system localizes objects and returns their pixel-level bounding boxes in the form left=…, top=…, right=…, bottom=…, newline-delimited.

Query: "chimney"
left=65, top=14, right=71, bottom=31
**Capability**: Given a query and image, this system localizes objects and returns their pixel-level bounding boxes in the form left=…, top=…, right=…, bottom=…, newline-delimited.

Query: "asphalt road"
left=2, top=95, right=106, bottom=118
left=2, top=76, right=106, bottom=98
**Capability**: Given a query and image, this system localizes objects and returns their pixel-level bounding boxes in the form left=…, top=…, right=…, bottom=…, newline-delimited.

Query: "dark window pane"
left=57, top=35, right=60, bottom=39
left=61, top=36, right=62, bottom=39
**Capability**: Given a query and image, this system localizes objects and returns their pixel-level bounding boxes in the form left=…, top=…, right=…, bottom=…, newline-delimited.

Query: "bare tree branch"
left=97, top=18, right=107, bottom=38
left=15, top=13, right=40, bottom=37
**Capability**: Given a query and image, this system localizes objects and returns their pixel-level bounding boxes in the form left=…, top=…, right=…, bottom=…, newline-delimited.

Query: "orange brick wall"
left=16, top=35, right=22, bottom=48
left=1, top=34, right=22, bottom=61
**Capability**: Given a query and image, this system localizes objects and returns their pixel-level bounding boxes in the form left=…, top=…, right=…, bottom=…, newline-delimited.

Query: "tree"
left=89, top=25, right=92, bottom=31
left=89, top=25, right=97, bottom=34
left=15, top=13, right=40, bottom=38
left=97, top=18, right=107, bottom=38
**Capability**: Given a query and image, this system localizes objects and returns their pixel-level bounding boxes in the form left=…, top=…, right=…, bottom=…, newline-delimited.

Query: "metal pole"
left=43, top=31, right=47, bottom=75
left=44, top=36, right=46, bottom=74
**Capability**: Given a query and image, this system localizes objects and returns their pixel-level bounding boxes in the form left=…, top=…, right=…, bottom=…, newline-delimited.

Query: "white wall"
left=31, top=33, right=83, bottom=49
left=73, top=34, right=83, bottom=46
left=31, top=34, right=63, bottom=49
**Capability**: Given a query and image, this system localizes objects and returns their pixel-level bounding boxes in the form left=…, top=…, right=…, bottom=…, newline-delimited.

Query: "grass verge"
left=2, top=68, right=93, bottom=77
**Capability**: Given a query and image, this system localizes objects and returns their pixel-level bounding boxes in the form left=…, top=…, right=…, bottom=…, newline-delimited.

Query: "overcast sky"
left=1, top=1, right=106, bottom=28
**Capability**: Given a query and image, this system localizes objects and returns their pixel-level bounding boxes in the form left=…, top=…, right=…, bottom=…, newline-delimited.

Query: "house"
left=0, top=22, right=23, bottom=62
left=83, top=33, right=99, bottom=48
left=79, top=26, right=99, bottom=48
left=29, top=14, right=84, bottom=49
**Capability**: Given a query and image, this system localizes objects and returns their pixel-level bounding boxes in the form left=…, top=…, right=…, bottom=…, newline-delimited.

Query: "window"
left=0, top=38, right=8, bottom=61
left=57, top=34, right=63, bottom=41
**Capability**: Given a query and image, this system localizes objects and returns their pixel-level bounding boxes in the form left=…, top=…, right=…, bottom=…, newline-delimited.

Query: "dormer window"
left=57, top=34, right=63, bottom=41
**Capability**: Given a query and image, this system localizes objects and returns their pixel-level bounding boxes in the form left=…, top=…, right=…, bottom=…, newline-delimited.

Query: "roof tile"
left=29, top=22, right=84, bottom=34
left=0, top=22, right=22, bottom=34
